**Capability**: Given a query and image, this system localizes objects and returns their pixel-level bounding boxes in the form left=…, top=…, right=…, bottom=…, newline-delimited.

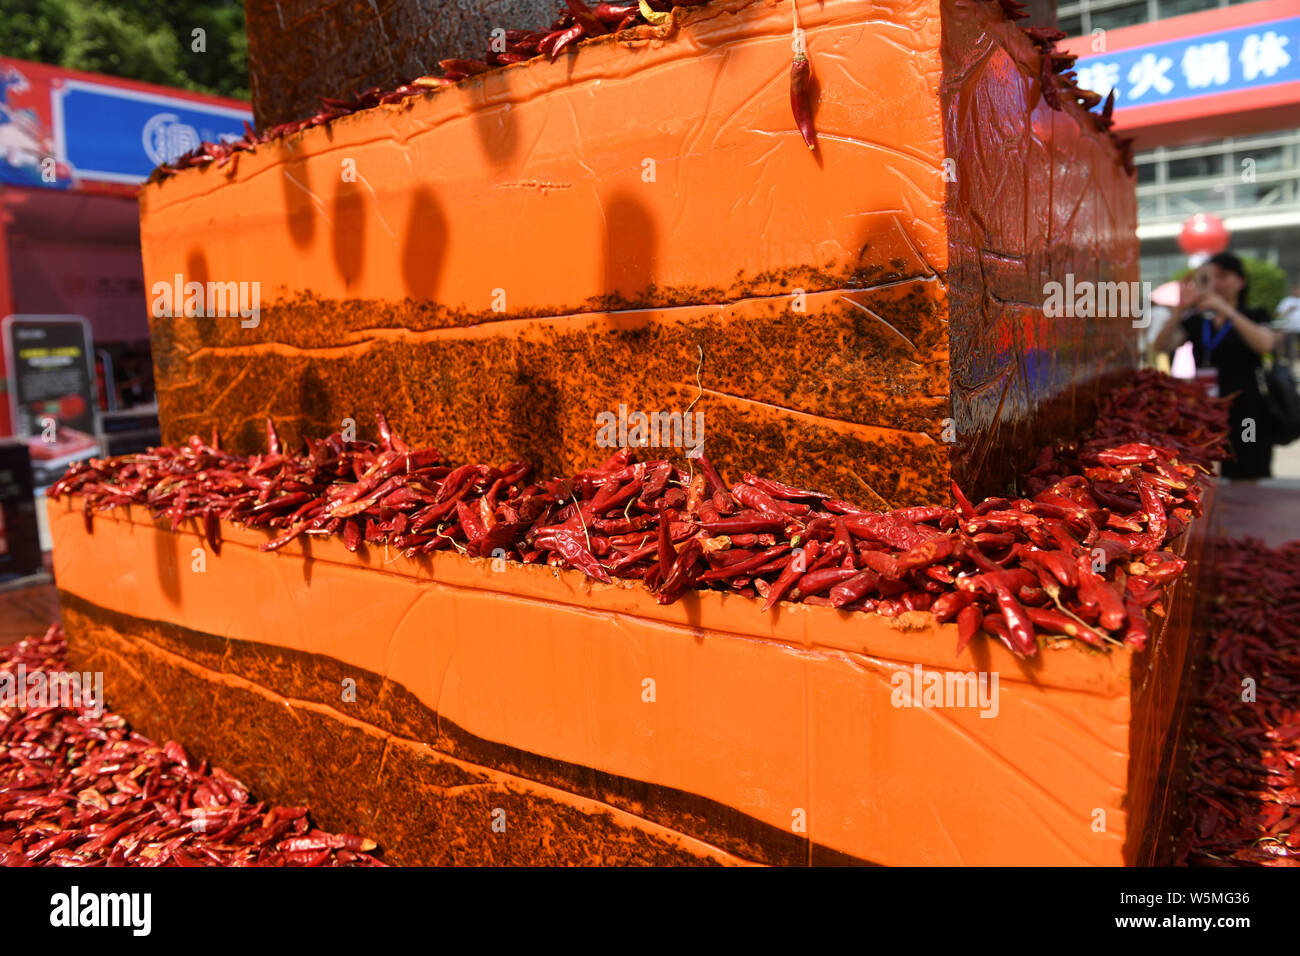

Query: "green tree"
left=1241, top=258, right=1289, bottom=316
left=0, top=0, right=248, bottom=101
left=0, top=0, right=73, bottom=65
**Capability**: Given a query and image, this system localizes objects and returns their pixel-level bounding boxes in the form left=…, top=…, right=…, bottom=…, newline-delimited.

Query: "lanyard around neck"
left=1201, top=315, right=1231, bottom=354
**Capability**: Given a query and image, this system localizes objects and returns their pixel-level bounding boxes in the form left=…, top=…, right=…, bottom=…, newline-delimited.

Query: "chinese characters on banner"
left=1073, top=18, right=1298, bottom=109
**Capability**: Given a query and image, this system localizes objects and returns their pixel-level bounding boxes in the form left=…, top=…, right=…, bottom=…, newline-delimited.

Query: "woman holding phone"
left=1153, top=252, right=1283, bottom=479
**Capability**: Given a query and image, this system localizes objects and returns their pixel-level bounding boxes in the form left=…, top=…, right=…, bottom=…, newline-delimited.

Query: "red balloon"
left=1178, top=213, right=1229, bottom=255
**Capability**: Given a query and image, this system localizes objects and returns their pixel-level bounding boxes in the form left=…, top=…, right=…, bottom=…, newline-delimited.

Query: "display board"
left=2, top=315, right=101, bottom=485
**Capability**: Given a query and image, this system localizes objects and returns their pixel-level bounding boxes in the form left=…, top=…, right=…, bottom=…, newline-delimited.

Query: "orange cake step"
left=50, top=482, right=1210, bottom=866
left=140, top=0, right=1138, bottom=505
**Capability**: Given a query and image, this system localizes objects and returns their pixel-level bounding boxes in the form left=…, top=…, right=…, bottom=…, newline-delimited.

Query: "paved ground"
left=1212, top=438, right=1300, bottom=549
left=1215, top=479, right=1300, bottom=549
left=0, top=567, right=57, bottom=650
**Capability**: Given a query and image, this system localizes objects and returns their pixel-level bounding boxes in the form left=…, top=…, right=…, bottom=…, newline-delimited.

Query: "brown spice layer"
left=151, top=280, right=951, bottom=507
left=61, top=594, right=873, bottom=866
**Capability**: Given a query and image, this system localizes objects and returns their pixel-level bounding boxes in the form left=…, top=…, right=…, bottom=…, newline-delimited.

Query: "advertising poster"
left=2, top=315, right=100, bottom=485
left=1, top=56, right=251, bottom=191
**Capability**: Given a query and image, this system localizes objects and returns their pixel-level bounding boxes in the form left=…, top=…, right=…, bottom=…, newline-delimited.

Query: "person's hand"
left=1197, top=291, right=1236, bottom=320
left=1178, top=274, right=1203, bottom=314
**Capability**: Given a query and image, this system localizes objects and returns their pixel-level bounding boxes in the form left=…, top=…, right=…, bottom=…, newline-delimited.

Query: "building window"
left=1134, top=130, right=1300, bottom=225
left=1235, top=182, right=1287, bottom=208
left=1090, top=3, right=1152, bottom=32
left=1168, top=186, right=1231, bottom=214
left=1167, top=153, right=1222, bottom=182
left=1059, top=14, right=1085, bottom=36
left=1056, top=0, right=1240, bottom=34
left=1157, top=0, right=1220, bottom=19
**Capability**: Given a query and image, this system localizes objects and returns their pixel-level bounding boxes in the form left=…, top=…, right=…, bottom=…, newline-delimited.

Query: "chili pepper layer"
left=0, top=625, right=385, bottom=868
left=48, top=371, right=1228, bottom=660
left=1175, top=538, right=1300, bottom=867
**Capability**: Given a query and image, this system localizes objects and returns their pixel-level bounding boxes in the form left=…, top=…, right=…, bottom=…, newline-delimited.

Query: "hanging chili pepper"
left=789, top=49, right=816, bottom=150
left=788, top=2, right=816, bottom=150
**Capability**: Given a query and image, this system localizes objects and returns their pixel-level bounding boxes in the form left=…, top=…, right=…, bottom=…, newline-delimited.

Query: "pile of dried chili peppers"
left=152, top=0, right=1131, bottom=179
left=1175, top=538, right=1300, bottom=866
left=48, top=371, right=1228, bottom=660
left=0, top=625, right=384, bottom=867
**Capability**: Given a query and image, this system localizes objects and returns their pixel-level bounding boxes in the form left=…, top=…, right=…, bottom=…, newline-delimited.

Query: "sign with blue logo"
left=1073, top=17, right=1299, bottom=110
left=53, top=80, right=251, bottom=184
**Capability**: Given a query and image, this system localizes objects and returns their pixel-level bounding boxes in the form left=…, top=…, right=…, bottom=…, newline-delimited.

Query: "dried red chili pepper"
left=550, top=24, right=586, bottom=59
left=1024, top=607, right=1107, bottom=649
left=741, top=473, right=827, bottom=501
left=1122, top=598, right=1150, bottom=650
left=761, top=541, right=819, bottom=612
left=955, top=604, right=981, bottom=656
left=732, top=483, right=787, bottom=518
left=792, top=567, right=859, bottom=599
left=980, top=573, right=1038, bottom=657
left=657, top=538, right=703, bottom=603
left=895, top=536, right=955, bottom=575
left=789, top=50, right=816, bottom=150
left=1075, top=560, right=1127, bottom=632
left=786, top=4, right=817, bottom=151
